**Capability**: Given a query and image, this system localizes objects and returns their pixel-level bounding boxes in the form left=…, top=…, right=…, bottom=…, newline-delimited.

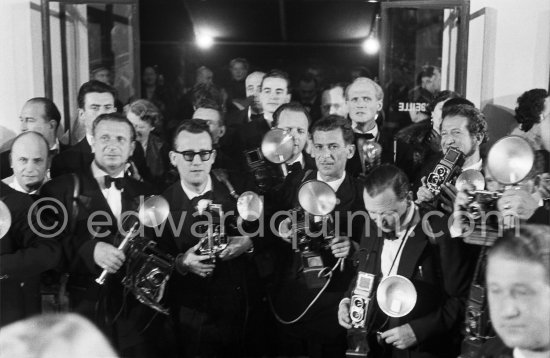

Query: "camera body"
left=244, top=148, right=285, bottom=193
left=123, top=237, right=174, bottom=314
left=286, top=209, right=335, bottom=288
left=426, top=147, right=464, bottom=195
left=466, top=190, right=502, bottom=219
left=195, top=203, right=228, bottom=264
left=349, top=272, right=376, bottom=329
left=461, top=284, right=494, bottom=357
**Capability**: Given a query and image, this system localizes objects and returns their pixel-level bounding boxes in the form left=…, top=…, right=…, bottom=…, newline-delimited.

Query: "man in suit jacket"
left=0, top=182, right=61, bottom=326
left=1, top=97, right=63, bottom=179
left=338, top=164, right=472, bottom=358
left=270, top=115, right=366, bottom=358
left=40, top=113, right=156, bottom=356
left=50, top=80, right=148, bottom=181
left=225, top=71, right=265, bottom=129
left=345, top=78, right=394, bottom=177
left=157, top=119, right=253, bottom=357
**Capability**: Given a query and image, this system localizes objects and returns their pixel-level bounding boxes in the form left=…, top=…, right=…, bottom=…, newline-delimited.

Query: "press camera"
left=456, top=136, right=535, bottom=246
left=279, top=180, right=338, bottom=288
left=426, top=146, right=464, bottom=195
left=95, top=195, right=174, bottom=314
left=244, top=128, right=294, bottom=193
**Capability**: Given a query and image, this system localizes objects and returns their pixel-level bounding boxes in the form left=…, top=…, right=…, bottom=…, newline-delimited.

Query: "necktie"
left=104, top=176, right=124, bottom=190
left=355, top=132, right=375, bottom=141
left=250, top=113, right=264, bottom=122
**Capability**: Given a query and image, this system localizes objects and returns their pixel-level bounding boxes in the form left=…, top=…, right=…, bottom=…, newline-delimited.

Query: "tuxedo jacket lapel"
left=396, top=224, right=428, bottom=279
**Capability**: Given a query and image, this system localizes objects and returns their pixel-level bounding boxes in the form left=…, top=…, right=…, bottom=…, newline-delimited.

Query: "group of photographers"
left=0, top=71, right=549, bottom=358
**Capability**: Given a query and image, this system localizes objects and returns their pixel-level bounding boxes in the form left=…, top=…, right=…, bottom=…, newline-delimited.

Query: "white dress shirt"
left=180, top=175, right=213, bottom=200
left=316, top=171, right=346, bottom=193
left=91, top=161, right=124, bottom=222
left=380, top=203, right=418, bottom=278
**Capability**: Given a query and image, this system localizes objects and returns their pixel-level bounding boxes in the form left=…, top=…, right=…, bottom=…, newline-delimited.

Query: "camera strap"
left=268, top=257, right=344, bottom=325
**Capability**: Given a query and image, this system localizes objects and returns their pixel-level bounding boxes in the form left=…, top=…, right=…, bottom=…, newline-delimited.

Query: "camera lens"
left=353, top=298, right=364, bottom=308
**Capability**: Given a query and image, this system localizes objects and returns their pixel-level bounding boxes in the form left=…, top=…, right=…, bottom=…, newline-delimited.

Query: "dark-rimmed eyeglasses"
left=173, top=149, right=215, bottom=162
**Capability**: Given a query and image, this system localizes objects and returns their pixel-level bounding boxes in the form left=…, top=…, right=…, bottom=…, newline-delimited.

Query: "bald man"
left=226, top=71, right=266, bottom=128
left=2, top=132, right=50, bottom=195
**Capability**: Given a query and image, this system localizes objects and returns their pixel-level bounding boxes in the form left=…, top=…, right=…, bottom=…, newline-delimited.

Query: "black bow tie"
left=288, top=162, right=303, bottom=174
left=355, top=132, right=375, bottom=141
left=104, top=176, right=124, bottom=190
left=250, top=113, right=264, bottom=122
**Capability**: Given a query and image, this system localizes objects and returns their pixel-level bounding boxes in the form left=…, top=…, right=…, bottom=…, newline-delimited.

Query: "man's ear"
left=169, top=151, right=178, bottom=167
left=284, top=93, right=291, bottom=104
left=376, top=100, right=383, bottom=112
left=78, top=108, right=84, bottom=120
left=219, top=125, right=226, bottom=139
left=347, top=143, right=356, bottom=159
left=129, top=141, right=135, bottom=157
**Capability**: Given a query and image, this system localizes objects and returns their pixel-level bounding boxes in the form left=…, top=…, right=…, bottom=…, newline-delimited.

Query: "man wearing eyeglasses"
left=158, top=119, right=253, bottom=357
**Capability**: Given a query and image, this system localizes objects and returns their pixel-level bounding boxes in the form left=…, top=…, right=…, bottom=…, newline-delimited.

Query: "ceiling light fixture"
left=196, top=32, right=214, bottom=49
left=362, top=13, right=380, bottom=55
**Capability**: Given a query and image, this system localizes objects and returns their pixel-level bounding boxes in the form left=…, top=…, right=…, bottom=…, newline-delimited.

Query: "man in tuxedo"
left=1, top=97, right=62, bottom=179
left=270, top=115, right=366, bottom=358
left=40, top=113, right=156, bottom=356
left=225, top=71, right=265, bottom=128
left=345, top=77, right=394, bottom=177
left=296, top=73, right=322, bottom=122
left=157, top=119, right=253, bottom=357
left=2, top=132, right=50, bottom=195
left=0, top=182, right=62, bottom=327
left=50, top=80, right=148, bottom=180
left=272, top=102, right=315, bottom=175
left=338, top=164, right=472, bottom=358
left=238, top=69, right=291, bottom=151
left=416, top=104, right=487, bottom=213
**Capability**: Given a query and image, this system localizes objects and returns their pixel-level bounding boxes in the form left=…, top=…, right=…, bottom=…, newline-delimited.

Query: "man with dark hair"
left=270, top=115, right=365, bottom=358
left=51, top=81, right=148, bottom=181
left=224, top=57, right=250, bottom=110
left=296, top=73, right=322, bottom=121
left=1, top=98, right=62, bottom=180
left=40, top=112, right=156, bottom=355
left=157, top=118, right=252, bottom=357
left=416, top=104, right=487, bottom=212
left=320, top=83, right=348, bottom=120
left=338, top=164, right=471, bottom=358
left=345, top=77, right=394, bottom=177
left=474, top=225, right=550, bottom=357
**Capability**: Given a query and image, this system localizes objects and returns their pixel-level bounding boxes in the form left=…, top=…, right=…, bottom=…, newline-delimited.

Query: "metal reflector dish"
left=487, top=136, right=534, bottom=185
left=261, top=128, right=294, bottom=164
left=237, top=191, right=264, bottom=221
left=138, top=195, right=170, bottom=227
left=456, top=169, right=486, bottom=192
left=298, top=180, right=337, bottom=216
left=0, top=200, right=11, bottom=239
left=377, top=275, right=417, bottom=318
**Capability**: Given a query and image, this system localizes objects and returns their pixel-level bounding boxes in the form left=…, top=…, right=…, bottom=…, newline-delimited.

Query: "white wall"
left=0, top=0, right=44, bottom=148
left=467, top=0, right=550, bottom=109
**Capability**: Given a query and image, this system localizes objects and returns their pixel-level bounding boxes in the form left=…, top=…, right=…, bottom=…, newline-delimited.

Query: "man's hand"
left=219, top=236, right=253, bottom=261
left=439, top=183, right=458, bottom=214
left=93, top=241, right=126, bottom=273
left=380, top=324, right=417, bottom=350
left=178, top=243, right=215, bottom=277
left=416, top=177, right=435, bottom=204
left=330, top=236, right=351, bottom=258
left=338, top=298, right=352, bottom=329
left=497, top=188, right=539, bottom=220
